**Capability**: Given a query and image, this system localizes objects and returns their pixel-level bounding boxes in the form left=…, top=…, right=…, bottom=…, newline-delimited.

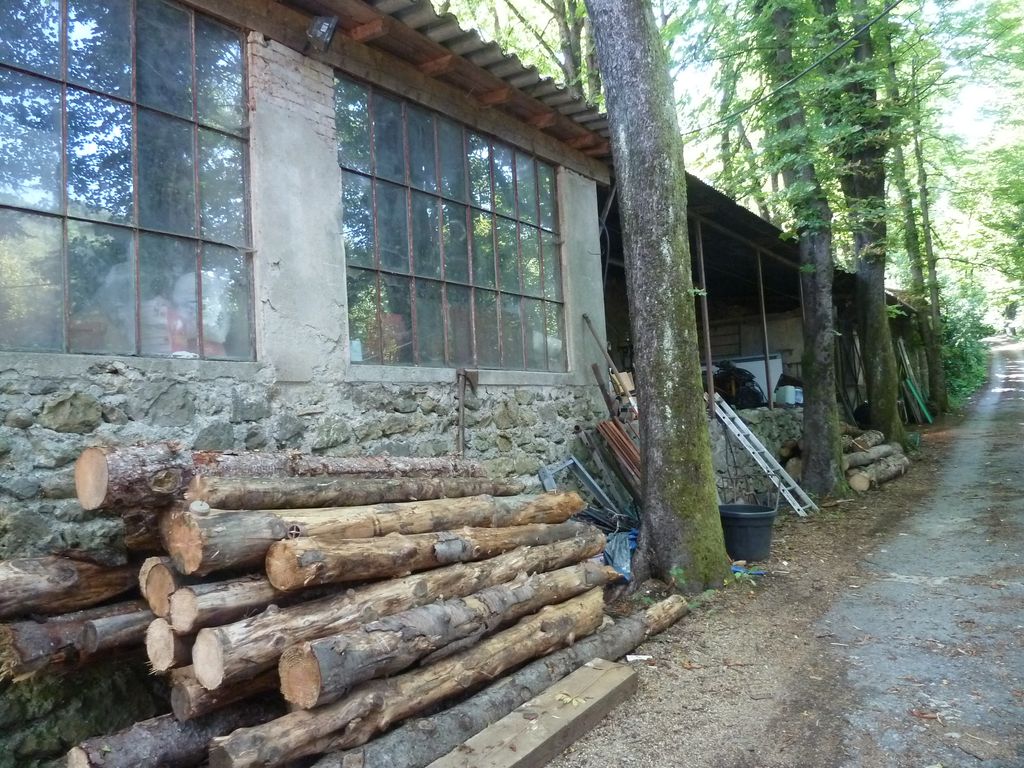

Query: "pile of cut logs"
left=0, top=443, right=688, bottom=768
left=781, top=424, right=910, bottom=492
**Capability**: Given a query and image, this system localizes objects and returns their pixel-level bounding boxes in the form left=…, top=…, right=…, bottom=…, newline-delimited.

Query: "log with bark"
left=279, top=561, right=620, bottom=708
left=123, top=506, right=168, bottom=553
left=66, top=701, right=283, bottom=768
left=265, top=521, right=594, bottom=591
left=143, top=559, right=200, bottom=618
left=170, top=665, right=278, bottom=721
left=784, top=457, right=802, bottom=482
left=192, top=532, right=604, bottom=690
left=138, top=556, right=173, bottom=600
left=146, top=618, right=193, bottom=673
left=0, top=557, right=135, bottom=619
left=312, top=595, right=688, bottom=768
left=842, top=429, right=885, bottom=453
left=169, top=576, right=291, bottom=634
left=846, top=454, right=911, bottom=493
left=163, top=492, right=583, bottom=576
left=79, top=602, right=155, bottom=656
left=185, top=476, right=523, bottom=511
left=842, top=442, right=903, bottom=471
left=0, top=600, right=143, bottom=680
left=207, top=589, right=606, bottom=768
left=75, top=444, right=486, bottom=511
left=778, top=439, right=800, bottom=460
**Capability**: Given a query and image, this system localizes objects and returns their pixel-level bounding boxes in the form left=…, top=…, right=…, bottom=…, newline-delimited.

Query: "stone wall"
left=710, top=406, right=804, bottom=505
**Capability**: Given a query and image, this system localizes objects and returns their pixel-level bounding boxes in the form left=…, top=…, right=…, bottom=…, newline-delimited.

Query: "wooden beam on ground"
left=427, top=658, right=637, bottom=768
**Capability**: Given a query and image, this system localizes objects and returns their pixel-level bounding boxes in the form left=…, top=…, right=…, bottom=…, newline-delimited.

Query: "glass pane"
left=496, top=217, right=519, bottom=293
left=67, top=220, right=136, bottom=355
left=0, top=0, right=60, bottom=77
left=411, top=191, right=440, bottom=278
left=538, top=163, right=557, bottom=231
left=542, top=230, right=563, bottom=301
left=0, top=209, right=63, bottom=351
left=524, top=298, right=545, bottom=370
left=379, top=273, right=413, bottom=364
left=520, top=224, right=542, bottom=297
left=474, top=289, right=499, bottom=368
left=438, top=119, right=466, bottom=202
left=492, top=143, right=515, bottom=218
left=341, top=171, right=373, bottom=268
left=196, top=17, right=243, bottom=134
left=470, top=211, right=494, bottom=288
left=68, top=0, right=132, bottom=96
left=415, top=280, right=444, bottom=366
left=467, top=133, right=491, bottom=211
left=139, top=232, right=199, bottom=356
left=137, top=0, right=193, bottom=118
left=346, top=267, right=379, bottom=364
left=408, top=106, right=436, bottom=193
left=500, top=294, right=524, bottom=369
left=376, top=180, right=408, bottom=273
left=516, top=153, right=537, bottom=224
left=138, top=109, right=196, bottom=236
left=202, top=244, right=252, bottom=360
left=446, top=283, right=472, bottom=367
left=372, top=94, right=404, bottom=184
left=199, top=129, right=246, bottom=245
left=0, top=70, right=62, bottom=212
left=67, top=88, right=133, bottom=223
left=545, top=301, right=566, bottom=371
left=335, top=77, right=370, bottom=173
left=441, top=202, right=468, bottom=283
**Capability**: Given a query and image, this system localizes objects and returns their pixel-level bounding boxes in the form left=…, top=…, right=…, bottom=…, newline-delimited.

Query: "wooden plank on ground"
left=427, top=658, right=637, bottom=768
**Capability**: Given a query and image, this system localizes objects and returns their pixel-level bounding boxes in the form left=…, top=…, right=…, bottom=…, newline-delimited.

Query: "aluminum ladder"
left=708, top=393, right=818, bottom=516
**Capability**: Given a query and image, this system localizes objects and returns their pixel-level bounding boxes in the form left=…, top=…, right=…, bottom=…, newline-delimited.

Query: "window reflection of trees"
left=337, top=74, right=565, bottom=372
left=0, top=0, right=252, bottom=359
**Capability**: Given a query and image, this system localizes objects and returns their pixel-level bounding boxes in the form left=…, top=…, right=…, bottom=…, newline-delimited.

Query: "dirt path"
left=550, top=339, right=1024, bottom=768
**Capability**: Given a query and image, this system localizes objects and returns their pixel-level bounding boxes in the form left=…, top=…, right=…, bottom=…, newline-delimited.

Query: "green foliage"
left=941, top=281, right=994, bottom=408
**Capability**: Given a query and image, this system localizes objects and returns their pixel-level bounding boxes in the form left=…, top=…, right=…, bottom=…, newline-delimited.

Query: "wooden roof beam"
left=528, top=112, right=558, bottom=129
left=478, top=87, right=513, bottom=107
left=346, top=18, right=389, bottom=43
left=419, top=54, right=455, bottom=77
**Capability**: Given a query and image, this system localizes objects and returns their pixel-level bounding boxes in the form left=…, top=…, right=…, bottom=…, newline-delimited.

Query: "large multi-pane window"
left=0, top=0, right=253, bottom=360
left=337, top=75, right=566, bottom=371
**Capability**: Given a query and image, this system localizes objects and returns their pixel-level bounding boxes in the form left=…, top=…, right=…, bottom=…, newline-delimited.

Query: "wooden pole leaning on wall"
left=693, top=217, right=717, bottom=418
left=756, top=249, right=774, bottom=409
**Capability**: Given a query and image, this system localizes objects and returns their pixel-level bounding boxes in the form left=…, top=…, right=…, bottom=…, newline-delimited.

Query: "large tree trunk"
left=279, top=562, right=619, bottom=708
left=192, top=533, right=603, bottom=690
left=585, top=0, right=728, bottom=589
left=265, top=521, right=594, bottom=591
left=66, top=702, right=283, bottom=768
left=170, top=665, right=279, bottom=721
left=761, top=3, right=844, bottom=497
left=0, top=557, right=135, bottom=619
left=185, top=476, right=522, bottom=510
left=207, top=590, right=605, bottom=768
left=163, top=492, right=582, bottom=576
left=75, top=445, right=486, bottom=511
left=311, top=596, right=688, bottom=768
left=0, top=600, right=144, bottom=680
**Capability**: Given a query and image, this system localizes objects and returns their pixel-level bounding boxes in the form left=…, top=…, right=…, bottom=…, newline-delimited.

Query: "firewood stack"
left=0, top=442, right=692, bottom=768
left=780, top=423, right=911, bottom=492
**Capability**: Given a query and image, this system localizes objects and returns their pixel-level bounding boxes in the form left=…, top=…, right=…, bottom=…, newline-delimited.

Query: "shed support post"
left=693, top=219, right=716, bottom=418
left=756, top=250, right=773, bottom=409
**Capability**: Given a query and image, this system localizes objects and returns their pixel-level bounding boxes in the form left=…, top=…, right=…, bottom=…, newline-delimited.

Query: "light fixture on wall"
left=306, top=15, right=338, bottom=52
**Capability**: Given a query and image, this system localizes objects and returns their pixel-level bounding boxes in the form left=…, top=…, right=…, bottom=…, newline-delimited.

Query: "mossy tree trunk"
left=759, top=3, right=845, bottom=497
left=584, top=0, right=729, bottom=590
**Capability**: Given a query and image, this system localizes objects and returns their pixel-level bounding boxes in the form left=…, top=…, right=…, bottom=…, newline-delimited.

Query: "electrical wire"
left=685, top=0, right=907, bottom=137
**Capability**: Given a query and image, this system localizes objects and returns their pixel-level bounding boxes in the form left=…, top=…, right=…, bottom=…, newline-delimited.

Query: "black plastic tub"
left=719, top=504, right=777, bottom=562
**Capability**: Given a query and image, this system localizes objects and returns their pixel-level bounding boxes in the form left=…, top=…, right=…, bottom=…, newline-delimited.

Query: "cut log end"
left=278, top=644, right=322, bottom=709
left=146, top=619, right=185, bottom=673
left=168, top=588, right=199, bottom=635
left=144, top=564, right=179, bottom=618
left=193, top=629, right=225, bottom=690
left=66, top=747, right=91, bottom=768
left=74, top=447, right=109, bottom=511
left=163, top=513, right=205, bottom=576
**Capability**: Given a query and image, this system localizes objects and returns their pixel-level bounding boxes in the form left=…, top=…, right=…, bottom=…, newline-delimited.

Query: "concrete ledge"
left=0, top=352, right=265, bottom=381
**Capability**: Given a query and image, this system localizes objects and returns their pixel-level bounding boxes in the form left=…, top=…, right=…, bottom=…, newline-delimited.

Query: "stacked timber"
left=782, top=424, right=910, bottom=492
left=0, top=443, right=690, bottom=767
